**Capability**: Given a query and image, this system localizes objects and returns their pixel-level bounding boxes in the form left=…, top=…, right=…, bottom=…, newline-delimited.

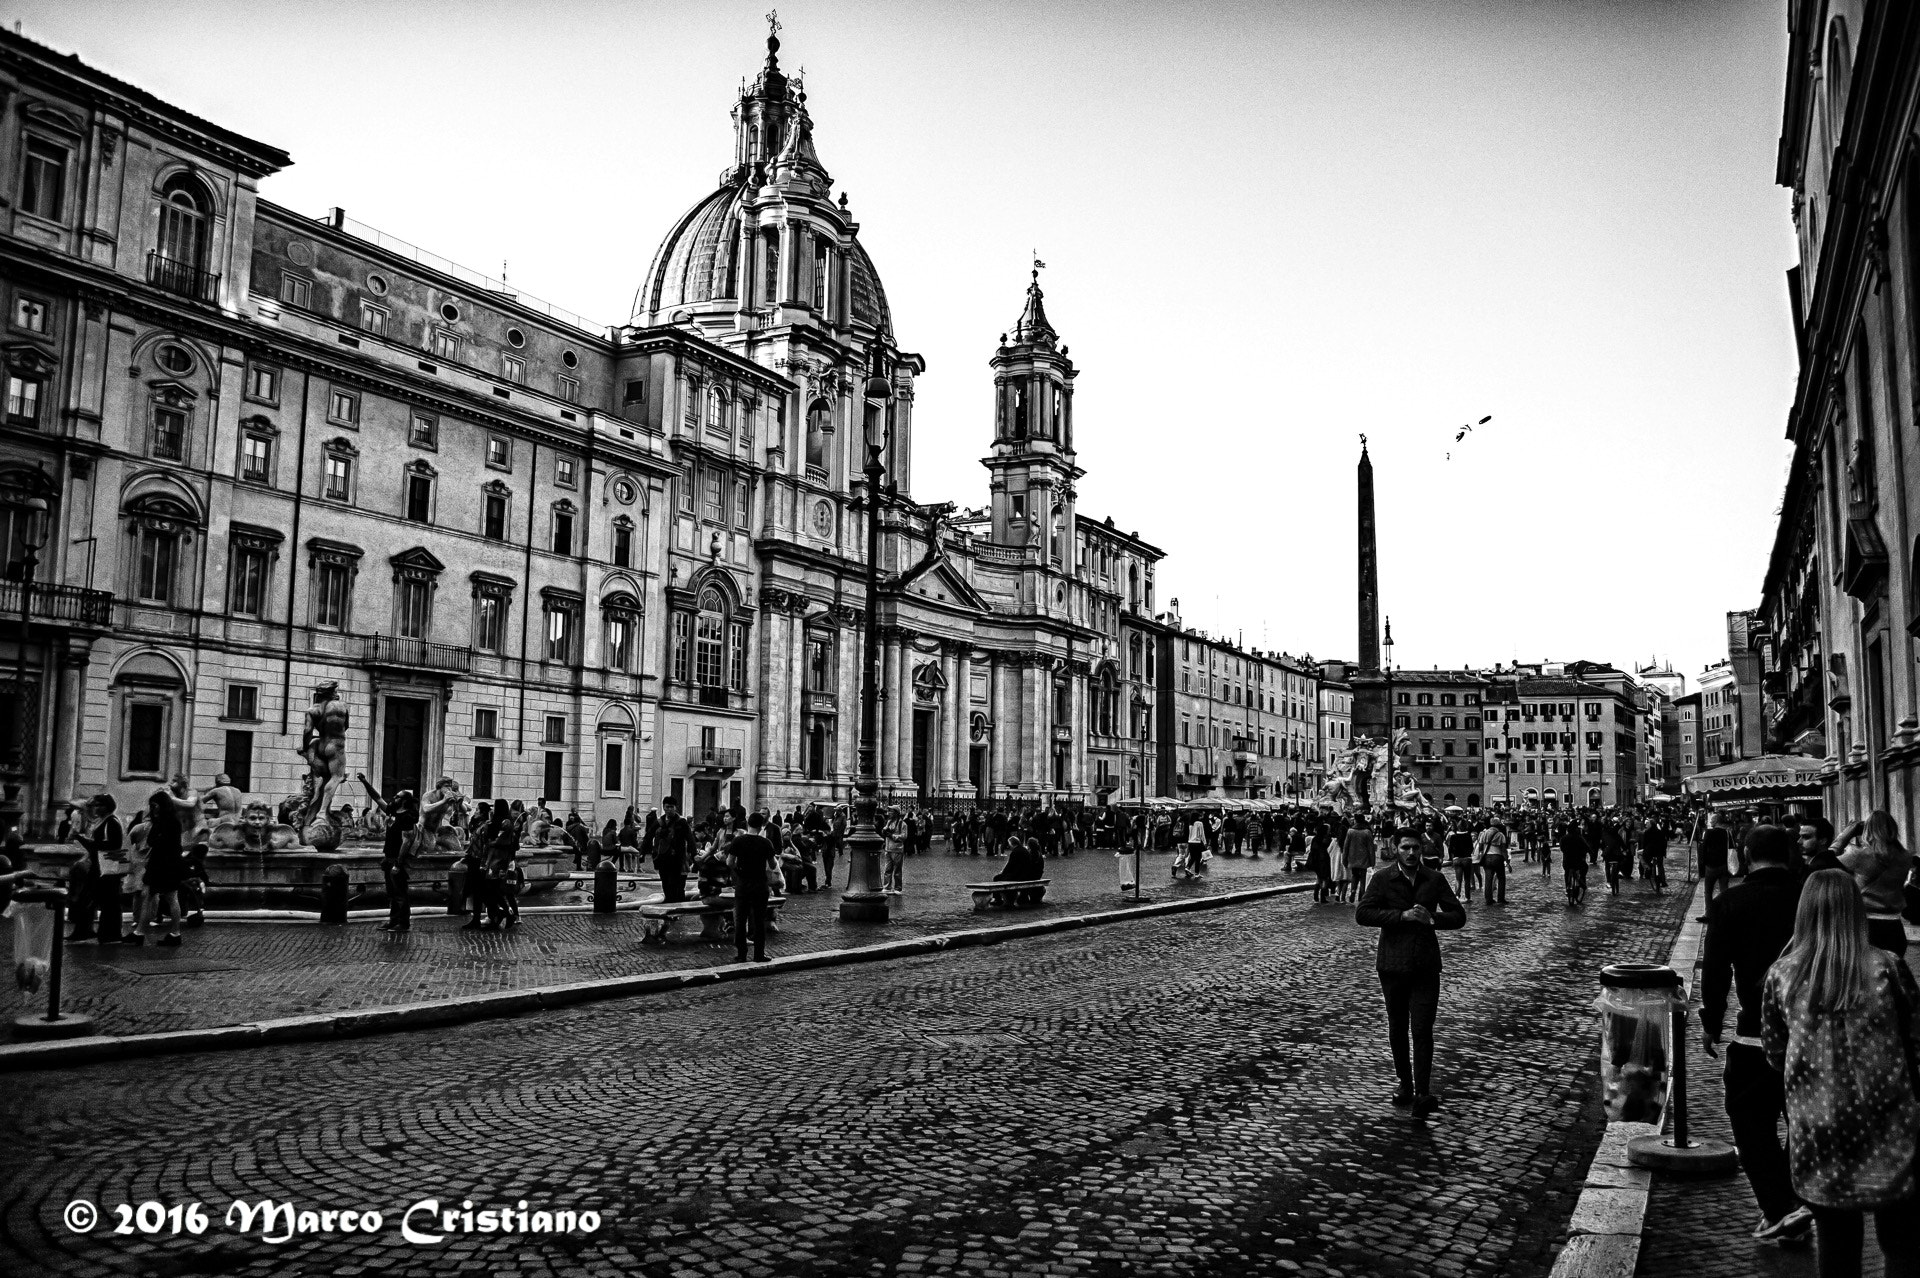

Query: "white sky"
left=28, top=0, right=1796, bottom=687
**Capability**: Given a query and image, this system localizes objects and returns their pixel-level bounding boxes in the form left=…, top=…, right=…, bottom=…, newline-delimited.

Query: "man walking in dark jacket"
left=1700, top=824, right=1812, bottom=1243
left=727, top=813, right=777, bottom=963
left=656, top=801, right=694, bottom=903
left=1357, top=828, right=1467, bottom=1118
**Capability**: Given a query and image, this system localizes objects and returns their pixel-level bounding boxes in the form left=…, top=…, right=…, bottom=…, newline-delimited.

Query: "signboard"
left=1692, top=765, right=1825, bottom=793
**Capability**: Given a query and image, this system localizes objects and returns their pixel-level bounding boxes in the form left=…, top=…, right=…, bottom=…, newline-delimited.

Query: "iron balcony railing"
left=361, top=635, right=473, bottom=673
left=0, top=580, right=114, bottom=627
left=687, top=746, right=742, bottom=770
left=146, top=252, right=220, bottom=303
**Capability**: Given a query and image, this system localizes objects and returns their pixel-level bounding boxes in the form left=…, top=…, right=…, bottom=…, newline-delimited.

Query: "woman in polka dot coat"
left=1761, top=869, right=1920, bottom=1275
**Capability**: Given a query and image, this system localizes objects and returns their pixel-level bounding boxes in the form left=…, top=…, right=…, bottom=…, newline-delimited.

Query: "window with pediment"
left=603, top=592, right=640, bottom=672
left=389, top=547, right=444, bottom=640
left=306, top=538, right=362, bottom=631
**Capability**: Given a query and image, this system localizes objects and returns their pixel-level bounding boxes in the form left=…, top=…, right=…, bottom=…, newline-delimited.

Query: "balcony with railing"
left=147, top=252, right=220, bottom=303
left=361, top=635, right=472, bottom=674
left=0, top=580, right=114, bottom=628
left=687, top=746, right=742, bottom=771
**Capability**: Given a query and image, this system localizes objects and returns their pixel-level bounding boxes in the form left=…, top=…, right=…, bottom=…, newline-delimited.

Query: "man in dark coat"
left=727, top=813, right=778, bottom=963
left=1700, top=825, right=1812, bottom=1243
left=656, top=800, right=694, bottom=903
left=1356, top=827, right=1467, bottom=1118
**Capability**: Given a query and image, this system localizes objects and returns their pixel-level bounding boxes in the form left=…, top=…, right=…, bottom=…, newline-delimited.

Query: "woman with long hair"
left=1763, top=869, right=1920, bottom=1276
left=1834, top=810, right=1914, bottom=956
left=135, top=788, right=186, bottom=946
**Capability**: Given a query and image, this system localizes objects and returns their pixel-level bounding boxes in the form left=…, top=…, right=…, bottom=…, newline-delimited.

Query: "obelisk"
left=1350, top=439, right=1390, bottom=742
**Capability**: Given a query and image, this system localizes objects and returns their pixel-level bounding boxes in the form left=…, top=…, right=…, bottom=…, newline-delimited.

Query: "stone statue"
left=296, top=680, right=349, bottom=847
left=419, top=777, right=462, bottom=851
left=168, top=773, right=207, bottom=848
left=209, top=798, right=298, bottom=854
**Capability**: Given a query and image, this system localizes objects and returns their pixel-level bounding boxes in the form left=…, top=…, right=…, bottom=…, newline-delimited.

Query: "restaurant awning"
left=1682, top=754, right=1827, bottom=796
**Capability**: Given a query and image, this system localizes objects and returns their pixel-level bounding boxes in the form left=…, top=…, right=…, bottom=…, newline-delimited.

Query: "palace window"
left=279, top=274, right=310, bottom=308
left=612, top=520, right=633, bottom=568
left=471, top=577, right=511, bottom=653
left=405, top=472, right=433, bottom=523
left=20, top=138, right=66, bottom=221
left=604, top=594, right=639, bottom=672
left=503, top=354, right=525, bottom=385
left=432, top=330, right=460, bottom=361
left=694, top=590, right=724, bottom=686
left=156, top=176, right=209, bottom=275
left=555, top=457, right=576, bottom=487
left=5, top=374, right=41, bottom=427
left=807, top=634, right=833, bottom=692
left=329, top=388, right=359, bottom=426
left=486, top=435, right=510, bottom=469
left=544, top=593, right=580, bottom=663
left=813, top=238, right=830, bottom=311
left=480, top=486, right=507, bottom=540
left=559, top=376, right=579, bottom=404
left=551, top=505, right=574, bottom=555
left=409, top=414, right=438, bottom=449
left=10, top=295, right=47, bottom=335
left=323, top=454, right=352, bottom=502
left=151, top=403, right=187, bottom=461
left=227, top=525, right=281, bottom=617
left=246, top=364, right=278, bottom=403
left=359, top=302, right=387, bottom=336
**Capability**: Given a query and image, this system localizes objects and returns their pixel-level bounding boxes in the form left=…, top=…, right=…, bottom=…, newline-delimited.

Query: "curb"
left=0, top=881, right=1309, bottom=1072
left=1549, top=878, right=1710, bottom=1278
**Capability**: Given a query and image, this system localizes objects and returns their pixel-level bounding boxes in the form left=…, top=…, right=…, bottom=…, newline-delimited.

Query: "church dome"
left=633, top=179, right=893, bottom=336
left=630, top=27, right=891, bottom=335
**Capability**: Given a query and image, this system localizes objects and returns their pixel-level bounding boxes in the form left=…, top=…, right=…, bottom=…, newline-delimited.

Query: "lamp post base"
left=13, top=1012, right=95, bottom=1040
left=838, top=890, right=890, bottom=922
left=1626, top=1133, right=1738, bottom=1174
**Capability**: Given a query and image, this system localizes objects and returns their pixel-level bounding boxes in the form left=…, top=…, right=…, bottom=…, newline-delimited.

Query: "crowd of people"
left=1696, top=809, right=1920, bottom=1275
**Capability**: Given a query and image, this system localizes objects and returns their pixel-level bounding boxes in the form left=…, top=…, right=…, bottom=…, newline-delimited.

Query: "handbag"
left=1903, top=866, right=1920, bottom=926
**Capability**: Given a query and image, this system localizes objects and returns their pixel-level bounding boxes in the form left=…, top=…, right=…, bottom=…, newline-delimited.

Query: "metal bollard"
left=11, top=887, right=95, bottom=1039
left=318, top=864, right=349, bottom=924
left=593, top=856, right=617, bottom=914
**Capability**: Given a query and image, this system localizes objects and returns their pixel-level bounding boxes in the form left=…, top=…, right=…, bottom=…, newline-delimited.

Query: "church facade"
left=0, top=25, right=1186, bottom=829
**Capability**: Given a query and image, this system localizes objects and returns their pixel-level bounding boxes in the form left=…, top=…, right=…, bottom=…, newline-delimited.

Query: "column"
left=950, top=646, right=970, bottom=793
left=894, top=638, right=915, bottom=787
left=760, top=609, right=788, bottom=781
left=878, top=634, right=898, bottom=786
left=48, top=644, right=87, bottom=815
left=838, top=615, right=860, bottom=786
left=987, top=654, right=1004, bottom=795
left=1023, top=659, right=1045, bottom=790
left=788, top=606, right=806, bottom=778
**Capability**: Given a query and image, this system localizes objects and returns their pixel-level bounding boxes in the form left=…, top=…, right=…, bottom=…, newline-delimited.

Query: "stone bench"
left=965, top=879, right=1050, bottom=912
left=638, top=894, right=785, bottom=946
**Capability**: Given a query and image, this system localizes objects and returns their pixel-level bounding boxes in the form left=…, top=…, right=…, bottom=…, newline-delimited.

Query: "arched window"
left=125, top=495, right=197, bottom=605
left=1010, top=384, right=1028, bottom=439
left=707, top=391, right=726, bottom=436
left=604, top=593, right=640, bottom=672
left=805, top=399, right=830, bottom=474
left=1050, top=386, right=1063, bottom=439
left=694, top=587, right=726, bottom=687
left=157, top=175, right=209, bottom=273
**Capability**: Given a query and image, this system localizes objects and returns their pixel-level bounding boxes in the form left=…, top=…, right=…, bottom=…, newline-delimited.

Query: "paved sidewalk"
left=1635, top=915, right=1920, bottom=1277
left=4, top=843, right=1304, bottom=1039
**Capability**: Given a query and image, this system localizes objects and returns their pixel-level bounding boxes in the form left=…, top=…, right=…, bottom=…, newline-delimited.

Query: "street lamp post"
left=1383, top=617, right=1395, bottom=820
left=4, top=496, right=50, bottom=838
left=839, top=347, right=894, bottom=923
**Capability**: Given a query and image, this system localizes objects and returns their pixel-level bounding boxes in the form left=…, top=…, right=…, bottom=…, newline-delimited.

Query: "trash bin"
left=1594, top=961, right=1683, bottom=1124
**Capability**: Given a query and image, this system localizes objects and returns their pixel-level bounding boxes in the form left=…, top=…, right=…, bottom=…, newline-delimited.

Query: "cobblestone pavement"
left=1636, top=912, right=1920, bottom=1278
left=1, top=843, right=1299, bottom=1038
left=0, top=855, right=1690, bottom=1278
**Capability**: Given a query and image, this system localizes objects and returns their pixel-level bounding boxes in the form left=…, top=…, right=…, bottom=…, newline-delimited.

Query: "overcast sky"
left=31, top=0, right=1795, bottom=687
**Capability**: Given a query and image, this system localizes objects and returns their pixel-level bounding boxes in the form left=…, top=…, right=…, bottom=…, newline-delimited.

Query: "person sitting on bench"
left=994, top=836, right=1045, bottom=884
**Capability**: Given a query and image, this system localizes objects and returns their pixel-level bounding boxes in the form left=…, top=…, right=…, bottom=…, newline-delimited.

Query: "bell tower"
left=985, top=266, right=1080, bottom=564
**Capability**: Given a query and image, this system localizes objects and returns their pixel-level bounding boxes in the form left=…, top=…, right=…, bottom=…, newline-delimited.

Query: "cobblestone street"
left=0, top=845, right=1298, bottom=1038
left=1, top=860, right=1691, bottom=1278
